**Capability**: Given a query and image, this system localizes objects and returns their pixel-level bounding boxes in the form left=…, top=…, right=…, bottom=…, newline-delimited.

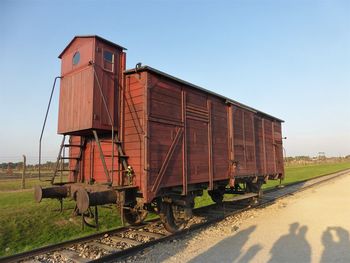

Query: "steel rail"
left=1, top=168, right=349, bottom=263
left=0, top=218, right=158, bottom=263
left=98, top=168, right=350, bottom=263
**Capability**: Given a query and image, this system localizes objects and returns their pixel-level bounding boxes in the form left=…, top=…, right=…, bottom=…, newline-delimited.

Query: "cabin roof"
left=58, top=35, right=127, bottom=58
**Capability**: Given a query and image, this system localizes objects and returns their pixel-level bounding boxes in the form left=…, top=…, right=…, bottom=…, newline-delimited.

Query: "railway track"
left=2, top=169, right=349, bottom=263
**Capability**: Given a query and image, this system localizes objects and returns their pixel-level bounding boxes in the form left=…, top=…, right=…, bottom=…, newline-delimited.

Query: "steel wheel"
left=123, top=208, right=148, bottom=225
left=208, top=190, right=224, bottom=204
left=246, top=180, right=263, bottom=198
left=159, top=202, right=188, bottom=233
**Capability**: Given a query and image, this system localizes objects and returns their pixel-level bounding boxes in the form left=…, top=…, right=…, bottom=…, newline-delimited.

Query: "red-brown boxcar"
left=35, top=36, right=284, bottom=232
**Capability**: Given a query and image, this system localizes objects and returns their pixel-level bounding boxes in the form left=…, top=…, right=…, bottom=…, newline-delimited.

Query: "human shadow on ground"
left=321, top=226, right=350, bottom=263
left=188, top=225, right=261, bottom=263
left=268, top=222, right=311, bottom=263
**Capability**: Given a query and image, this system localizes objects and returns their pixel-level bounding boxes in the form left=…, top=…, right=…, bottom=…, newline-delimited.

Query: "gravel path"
left=122, top=172, right=350, bottom=263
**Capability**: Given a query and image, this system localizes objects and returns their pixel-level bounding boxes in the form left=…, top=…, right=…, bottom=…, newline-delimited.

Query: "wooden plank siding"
left=68, top=66, right=284, bottom=204
left=59, top=37, right=284, bottom=207
left=122, top=73, right=146, bottom=194
left=123, top=69, right=284, bottom=203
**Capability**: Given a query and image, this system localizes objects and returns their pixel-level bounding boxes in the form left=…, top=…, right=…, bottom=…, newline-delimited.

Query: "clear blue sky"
left=0, top=0, right=349, bottom=163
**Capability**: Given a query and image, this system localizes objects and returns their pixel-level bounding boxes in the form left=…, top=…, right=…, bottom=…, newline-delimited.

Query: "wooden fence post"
left=22, top=154, right=26, bottom=189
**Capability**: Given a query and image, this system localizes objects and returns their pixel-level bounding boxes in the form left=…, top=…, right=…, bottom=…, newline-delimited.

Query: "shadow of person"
left=321, top=226, right=350, bottom=263
left=188, top=225, right=259, bottom=263
left=237, top=244, right=263, bottom=263
left=268, top=223, right=311, bottom=263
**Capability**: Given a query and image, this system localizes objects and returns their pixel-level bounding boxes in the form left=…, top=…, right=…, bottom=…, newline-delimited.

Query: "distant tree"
left=7, top=163, right=13, bottom=176
left=284, top=157, right=294, bottom=162
left=294, top=156, right=311, bottom=161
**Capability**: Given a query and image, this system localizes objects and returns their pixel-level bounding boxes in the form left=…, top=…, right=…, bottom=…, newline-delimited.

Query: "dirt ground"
left=124, top=172, right=350, bottom=263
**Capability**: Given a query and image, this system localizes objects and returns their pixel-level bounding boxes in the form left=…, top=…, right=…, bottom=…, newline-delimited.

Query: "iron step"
left=61, top=157, right=80, bottom=160
left=56, top=169, right=77, bottom=172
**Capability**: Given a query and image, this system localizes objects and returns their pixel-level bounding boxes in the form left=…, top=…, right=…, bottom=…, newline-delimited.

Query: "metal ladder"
left=51, top=135, right=86, bottom=184
left=92, top=130, right=129, bottom=185
left=91, top=63, right=130, bottom=186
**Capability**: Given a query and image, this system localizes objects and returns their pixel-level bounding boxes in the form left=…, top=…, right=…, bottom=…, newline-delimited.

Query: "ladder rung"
left=119, top=155, right=129, bottom=159
left=99, top=141, right=122, bottom=145
left=61, top=157, right=80, bottom=160
left=57, top=169, right=76, bottom=172
left=64, top=144, right=83, bottom=147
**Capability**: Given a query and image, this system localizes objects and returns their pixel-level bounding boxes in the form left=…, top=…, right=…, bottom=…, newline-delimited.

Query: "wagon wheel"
left=246, top=180, right=263, bottom=206
left=81, top=206, right=99, bottom=229
left=159, top=202, right=188, bottom=233
left=123, top=207, right=148, bottom=225
left=246, top=180, right=263, bottom=198
left=208, top=189, right=224, bottom=204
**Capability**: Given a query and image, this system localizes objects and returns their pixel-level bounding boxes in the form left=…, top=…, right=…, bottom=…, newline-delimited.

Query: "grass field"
left=0, top=178, right=52, bottom=192
left=1, top=162, right=350, bottom=257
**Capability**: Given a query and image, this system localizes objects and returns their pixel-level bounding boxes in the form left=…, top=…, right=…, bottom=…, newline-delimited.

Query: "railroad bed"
left=2, top=169, right=349, bottom=263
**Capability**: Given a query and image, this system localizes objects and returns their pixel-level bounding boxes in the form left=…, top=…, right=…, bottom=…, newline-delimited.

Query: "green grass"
left=0, top=192, right=122, bottom=256
left=263, top=162, right=350, bottom=189
left=0, top=162, right=350, bottom=257
left=0, top=178, right=53, bottom=191
left=0, top=172, right=68, bottom=192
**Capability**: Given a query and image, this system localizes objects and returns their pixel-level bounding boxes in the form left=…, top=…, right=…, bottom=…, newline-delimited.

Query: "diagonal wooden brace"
left=151, top=128, right=184, bottom=194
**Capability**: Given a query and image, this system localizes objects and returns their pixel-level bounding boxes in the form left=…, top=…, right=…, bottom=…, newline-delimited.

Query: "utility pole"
left=22, top=155, right=26, bottom=189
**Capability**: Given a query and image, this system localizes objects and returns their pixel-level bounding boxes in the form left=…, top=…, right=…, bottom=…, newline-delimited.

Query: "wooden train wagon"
left=35, top=35, right=284, bottom=233
left=122, top=66, right=284, bottom=204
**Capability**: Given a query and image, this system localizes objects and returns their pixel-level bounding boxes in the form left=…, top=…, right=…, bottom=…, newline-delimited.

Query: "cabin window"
left=72, top=51, right=80, bottom=65
left=103, top=50, right=114, bottom=72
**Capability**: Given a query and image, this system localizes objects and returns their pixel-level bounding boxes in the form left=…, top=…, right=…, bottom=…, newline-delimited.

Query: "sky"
left=0, top=0, right=349, bottom=164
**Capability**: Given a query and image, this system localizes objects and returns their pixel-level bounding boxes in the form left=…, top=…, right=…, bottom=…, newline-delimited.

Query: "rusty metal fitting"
left=76, top=188, right=118, bottom=213
left=34, top=185, right=69, bottom=203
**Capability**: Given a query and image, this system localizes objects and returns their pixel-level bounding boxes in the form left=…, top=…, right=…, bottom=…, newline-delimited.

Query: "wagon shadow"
left=187, top=225, right=260, bottom=263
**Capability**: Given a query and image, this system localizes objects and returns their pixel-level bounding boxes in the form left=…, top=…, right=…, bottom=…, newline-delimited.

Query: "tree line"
left=0, top=161, right=67, bottom=171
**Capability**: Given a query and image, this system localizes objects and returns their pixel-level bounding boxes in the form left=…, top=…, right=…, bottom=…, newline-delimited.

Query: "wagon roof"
left=124, top=65, right=284, bottom=122
left=58, top=35, right=127, bottom=58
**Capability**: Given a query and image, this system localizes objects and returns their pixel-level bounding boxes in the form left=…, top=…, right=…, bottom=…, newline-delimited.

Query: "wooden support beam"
left=92, top=130, right=111, bottom=183
left=182, top=90, right=188, bottom=195
left=207, top=100, right=214, bottom=190
left=262, top=119, right=267, bottom=175
left=272, top=121, right=277, bottom=174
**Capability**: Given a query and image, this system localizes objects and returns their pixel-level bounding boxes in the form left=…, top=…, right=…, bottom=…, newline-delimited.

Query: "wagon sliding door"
left=261, top=119, right=284, bottom=177
left=230, top=106, right=257, bottom=176
left=185, top=90, right=213, bottom=189
left=147, top=79, right=184, bottom=201
left=147, top=79, right=219, bottom=200
left=273, top=121, right=284, bottom=177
